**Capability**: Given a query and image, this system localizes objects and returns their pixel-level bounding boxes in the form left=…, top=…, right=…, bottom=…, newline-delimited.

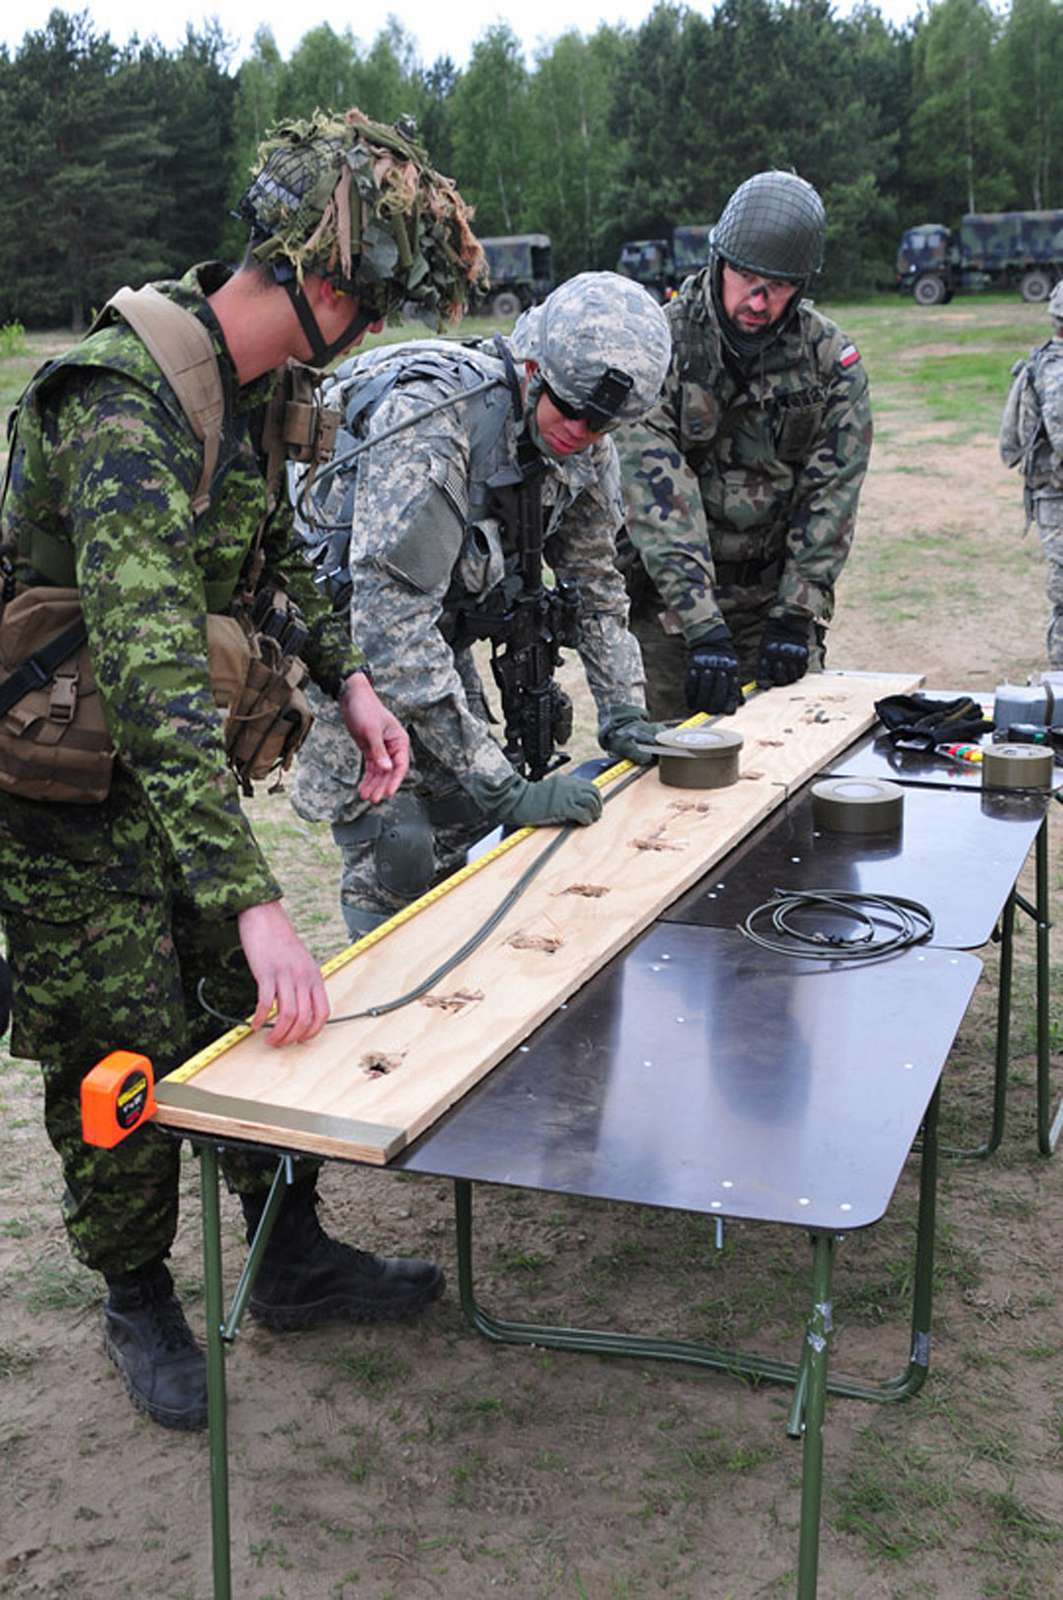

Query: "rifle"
left=454, top=449, right=580, bottom=782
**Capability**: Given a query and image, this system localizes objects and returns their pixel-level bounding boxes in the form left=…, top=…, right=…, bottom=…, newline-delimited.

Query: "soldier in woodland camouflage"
left=1000, top=281, right=1063, bottom=666
left=291, top=272, right=671, bottom=937
left=617, top=170, right=872, bottom=718
left=0, top=109, right=486, bottom=1431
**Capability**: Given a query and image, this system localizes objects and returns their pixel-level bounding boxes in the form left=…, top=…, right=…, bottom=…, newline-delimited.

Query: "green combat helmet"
left=238, top=107, right=488, bottom=365
left=711, top=170, right=826, bottom=283
left=510, top=271, right=671, bottom=437
left=1049, top=280, right=1063, bottom=323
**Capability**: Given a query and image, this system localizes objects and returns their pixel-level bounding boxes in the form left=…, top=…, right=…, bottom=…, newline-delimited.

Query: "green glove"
left=466, top=767, right=603, bottom=827
left=599, top=702, right=669, bottom=766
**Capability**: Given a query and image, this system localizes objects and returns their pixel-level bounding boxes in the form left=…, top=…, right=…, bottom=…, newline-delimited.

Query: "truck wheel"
left=1020, top=270, right=1052, bottom=303
left=490, top=290, right=523, bottom=320
left=913, top=274, right=947, bottom=306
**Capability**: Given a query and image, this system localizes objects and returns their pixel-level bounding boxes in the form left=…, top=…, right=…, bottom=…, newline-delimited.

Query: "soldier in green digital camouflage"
left=0, top=109, right=486, bottom=1431
left=1000, top=281, right=1063, bottom=666
left=616, top=170, right=872, bottom=717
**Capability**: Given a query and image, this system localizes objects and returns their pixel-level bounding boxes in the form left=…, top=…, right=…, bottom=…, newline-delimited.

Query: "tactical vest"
left=0, top=281, right=315, bottom=801
left=297, top=339, right=520, bottom=611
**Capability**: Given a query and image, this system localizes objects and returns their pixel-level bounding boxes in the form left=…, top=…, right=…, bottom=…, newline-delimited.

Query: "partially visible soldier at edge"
left=0, top=110, right=487, bottom=1431
left=290, top=271, right=672, bottom=940
left=617, top=169, right=872, bottom=718
left=1000, top=280, right=1063, bottom=668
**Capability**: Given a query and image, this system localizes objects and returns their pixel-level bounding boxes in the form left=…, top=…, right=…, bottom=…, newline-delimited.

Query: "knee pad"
left=374, top=792, right=436, bottom=902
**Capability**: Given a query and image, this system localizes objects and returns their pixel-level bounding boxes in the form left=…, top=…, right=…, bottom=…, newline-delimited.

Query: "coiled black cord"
left=738, top=887, right=935, bottom=963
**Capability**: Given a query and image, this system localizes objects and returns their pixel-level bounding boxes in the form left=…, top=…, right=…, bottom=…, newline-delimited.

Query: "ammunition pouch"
left=0, top=586, right=314, bottom=804
left=0, top=588, right=113, bottom=803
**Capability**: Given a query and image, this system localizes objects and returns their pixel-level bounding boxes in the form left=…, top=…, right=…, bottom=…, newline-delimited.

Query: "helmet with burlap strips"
left=510, top=271, right=671, bottom=427
left=238, top=108, right=487, bottom=327
left=711, top=170, right=826, bottom=282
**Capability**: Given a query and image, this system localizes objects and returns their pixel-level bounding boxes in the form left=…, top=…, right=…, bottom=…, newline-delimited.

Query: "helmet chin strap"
left=282, top=279, right=374, bottom=369
left=711, top=256, right=802, bottom=367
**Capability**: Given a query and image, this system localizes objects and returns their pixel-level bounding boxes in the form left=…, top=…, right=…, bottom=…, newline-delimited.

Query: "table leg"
left=200, top=1144, right=232, bottom=1600
left=797, top=1233, right=835, bottom=1600
left=1034, top=819, right=1061, bottom=1155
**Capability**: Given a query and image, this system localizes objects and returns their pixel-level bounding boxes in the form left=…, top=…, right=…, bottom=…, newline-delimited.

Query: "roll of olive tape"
left=652, top=726, right=743, bottom=789
left=810, top=776, right=904, bottom=834
left=982, top=743, right=1054, bottom=791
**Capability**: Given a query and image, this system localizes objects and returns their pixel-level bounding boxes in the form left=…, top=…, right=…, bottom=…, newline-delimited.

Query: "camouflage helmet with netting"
left=510, top=272, right=671, bottom=426
left=711, top=170, right=826, bottom=282
left=238, top=107, right=487, bottom=326
left=1049, top=280, right=1063, bottom=323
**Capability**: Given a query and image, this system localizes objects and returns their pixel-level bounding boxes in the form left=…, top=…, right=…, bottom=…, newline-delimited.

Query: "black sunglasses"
left=542, top=366, right=634, bottom=434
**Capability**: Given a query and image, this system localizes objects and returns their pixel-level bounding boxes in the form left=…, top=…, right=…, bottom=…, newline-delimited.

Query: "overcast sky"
left=3, top=0, right=927, bottom=70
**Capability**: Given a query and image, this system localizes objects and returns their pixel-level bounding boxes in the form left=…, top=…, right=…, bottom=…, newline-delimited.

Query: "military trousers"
left=0, top=779, right=309, bottom=1279
left=332, top=742, right=494, bottom=937
left=629, top=597, right=825, bottom=721
left=1035, top=497, right=1063, bottom=669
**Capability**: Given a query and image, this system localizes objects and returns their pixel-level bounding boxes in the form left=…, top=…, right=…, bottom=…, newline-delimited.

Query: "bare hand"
left=237, top=901, right=330, bottom=1047
left=339, top=672, right=410, bottom=803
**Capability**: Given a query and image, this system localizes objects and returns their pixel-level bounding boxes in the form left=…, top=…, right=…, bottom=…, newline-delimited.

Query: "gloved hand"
left=685, top=624, right=743, bottom=715
left=466, top=767, right=603, bottom=828
left=757, top=615, right=810, bottom=688
left=598, top=703, right=671, bottom=765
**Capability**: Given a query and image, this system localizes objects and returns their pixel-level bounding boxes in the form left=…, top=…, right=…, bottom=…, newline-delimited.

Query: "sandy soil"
left=3, top=350, right=1063, bottom=1600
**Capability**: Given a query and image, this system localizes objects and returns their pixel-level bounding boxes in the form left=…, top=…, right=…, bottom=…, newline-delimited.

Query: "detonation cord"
left=738, top=887, right=934, bottom=963
left=197, top=763, right=646, bottom=1031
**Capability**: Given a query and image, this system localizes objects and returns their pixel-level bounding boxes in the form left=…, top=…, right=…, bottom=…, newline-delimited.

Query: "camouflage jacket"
left=617, top=268, right=872, bottom=641
left=1025, top=338, right=1063, bottom=495
left=296, top=338, right=644, bottom=800
left=0, top=262, right=364, bottom=915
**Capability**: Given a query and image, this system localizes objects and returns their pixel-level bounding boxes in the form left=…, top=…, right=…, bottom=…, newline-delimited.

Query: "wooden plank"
left=154, top=670, right=922, bottom=1162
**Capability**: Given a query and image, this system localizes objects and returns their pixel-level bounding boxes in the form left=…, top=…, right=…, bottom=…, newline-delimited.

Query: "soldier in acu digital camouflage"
left=289, top=271, right=672, bottom=938
left=617, top=170, right=872, bottom=717
left=0, top=110, right=486, bottom=1431
left=1000, top=281, right=1063, bottom=666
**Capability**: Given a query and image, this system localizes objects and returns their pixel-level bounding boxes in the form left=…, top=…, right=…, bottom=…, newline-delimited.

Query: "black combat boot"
left=102, top=1259, right=208, bottom=1431
left=241, top=1178, right=445, bottom=1332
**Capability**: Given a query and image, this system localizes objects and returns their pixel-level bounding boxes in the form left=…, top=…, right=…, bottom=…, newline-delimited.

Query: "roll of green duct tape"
left=810, top=776, right=905, bottom=833
left=982, top=744, right=1054, bottom=791
left=653, top=726, right=744, bottom=790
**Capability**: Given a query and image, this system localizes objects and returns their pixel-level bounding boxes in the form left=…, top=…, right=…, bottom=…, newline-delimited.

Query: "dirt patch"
left=3, top=322, right=1063, bottom=1600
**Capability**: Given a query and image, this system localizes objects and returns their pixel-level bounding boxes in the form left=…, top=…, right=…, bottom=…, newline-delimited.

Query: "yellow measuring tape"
left=164, top=745, right=661, bottom=1086
left=163, top=681, right=765, bottom=1090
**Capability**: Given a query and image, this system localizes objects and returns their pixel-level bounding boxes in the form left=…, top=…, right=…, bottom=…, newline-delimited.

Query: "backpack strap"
left=102, top=286, right=224, bottom=515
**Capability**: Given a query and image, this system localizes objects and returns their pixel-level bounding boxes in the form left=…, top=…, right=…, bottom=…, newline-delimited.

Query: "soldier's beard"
left=711, top=260, right=800, bottom=367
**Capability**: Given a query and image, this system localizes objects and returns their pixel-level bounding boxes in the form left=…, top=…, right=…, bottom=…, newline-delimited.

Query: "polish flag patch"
left=839, top=344, right=861, bottom=368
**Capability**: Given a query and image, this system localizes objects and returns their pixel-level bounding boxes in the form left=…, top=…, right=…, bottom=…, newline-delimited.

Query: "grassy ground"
left=2, top=294, right=1063, bottom=1600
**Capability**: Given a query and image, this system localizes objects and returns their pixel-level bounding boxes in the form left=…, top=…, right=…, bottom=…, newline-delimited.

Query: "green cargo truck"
left=897, top=212, right=1063, bottom=305
left=476, top=235, right=554, bottom=319
left=616, top=224, right=714, bottom=301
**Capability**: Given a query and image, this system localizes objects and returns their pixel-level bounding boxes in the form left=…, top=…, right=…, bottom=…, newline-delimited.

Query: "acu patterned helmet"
left=238, top=108, right=487, bottom=327
left=1049, top=280, right=1063, bottom=322
left=510, top=271, right=671, bottom=428
left=711, top=171, right=826, bottom=281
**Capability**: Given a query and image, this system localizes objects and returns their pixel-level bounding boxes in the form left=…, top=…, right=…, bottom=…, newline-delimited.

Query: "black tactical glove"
left=757, top=615, right=810, bottom=688
left=466, top=768, right=603, bottom=828
left=685, top=625, right=743, bottom=716
left=598, top=703, right=673, bottom=765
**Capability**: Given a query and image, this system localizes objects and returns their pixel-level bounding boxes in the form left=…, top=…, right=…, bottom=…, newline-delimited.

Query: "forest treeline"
left=1, top=0, right=1061, bottom=328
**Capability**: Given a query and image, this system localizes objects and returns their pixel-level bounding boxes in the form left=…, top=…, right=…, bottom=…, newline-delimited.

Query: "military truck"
left=616, top=223, right=714, bottom=301
left=475, top=235, right=554, bottom=319
left=897, top=212, right=1063, bottom=306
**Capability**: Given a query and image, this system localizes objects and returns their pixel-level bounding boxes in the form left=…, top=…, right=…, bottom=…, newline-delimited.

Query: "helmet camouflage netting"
left=238, top=108, right=488, bottom=326
left=711, top=170, right=826, bottom=282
